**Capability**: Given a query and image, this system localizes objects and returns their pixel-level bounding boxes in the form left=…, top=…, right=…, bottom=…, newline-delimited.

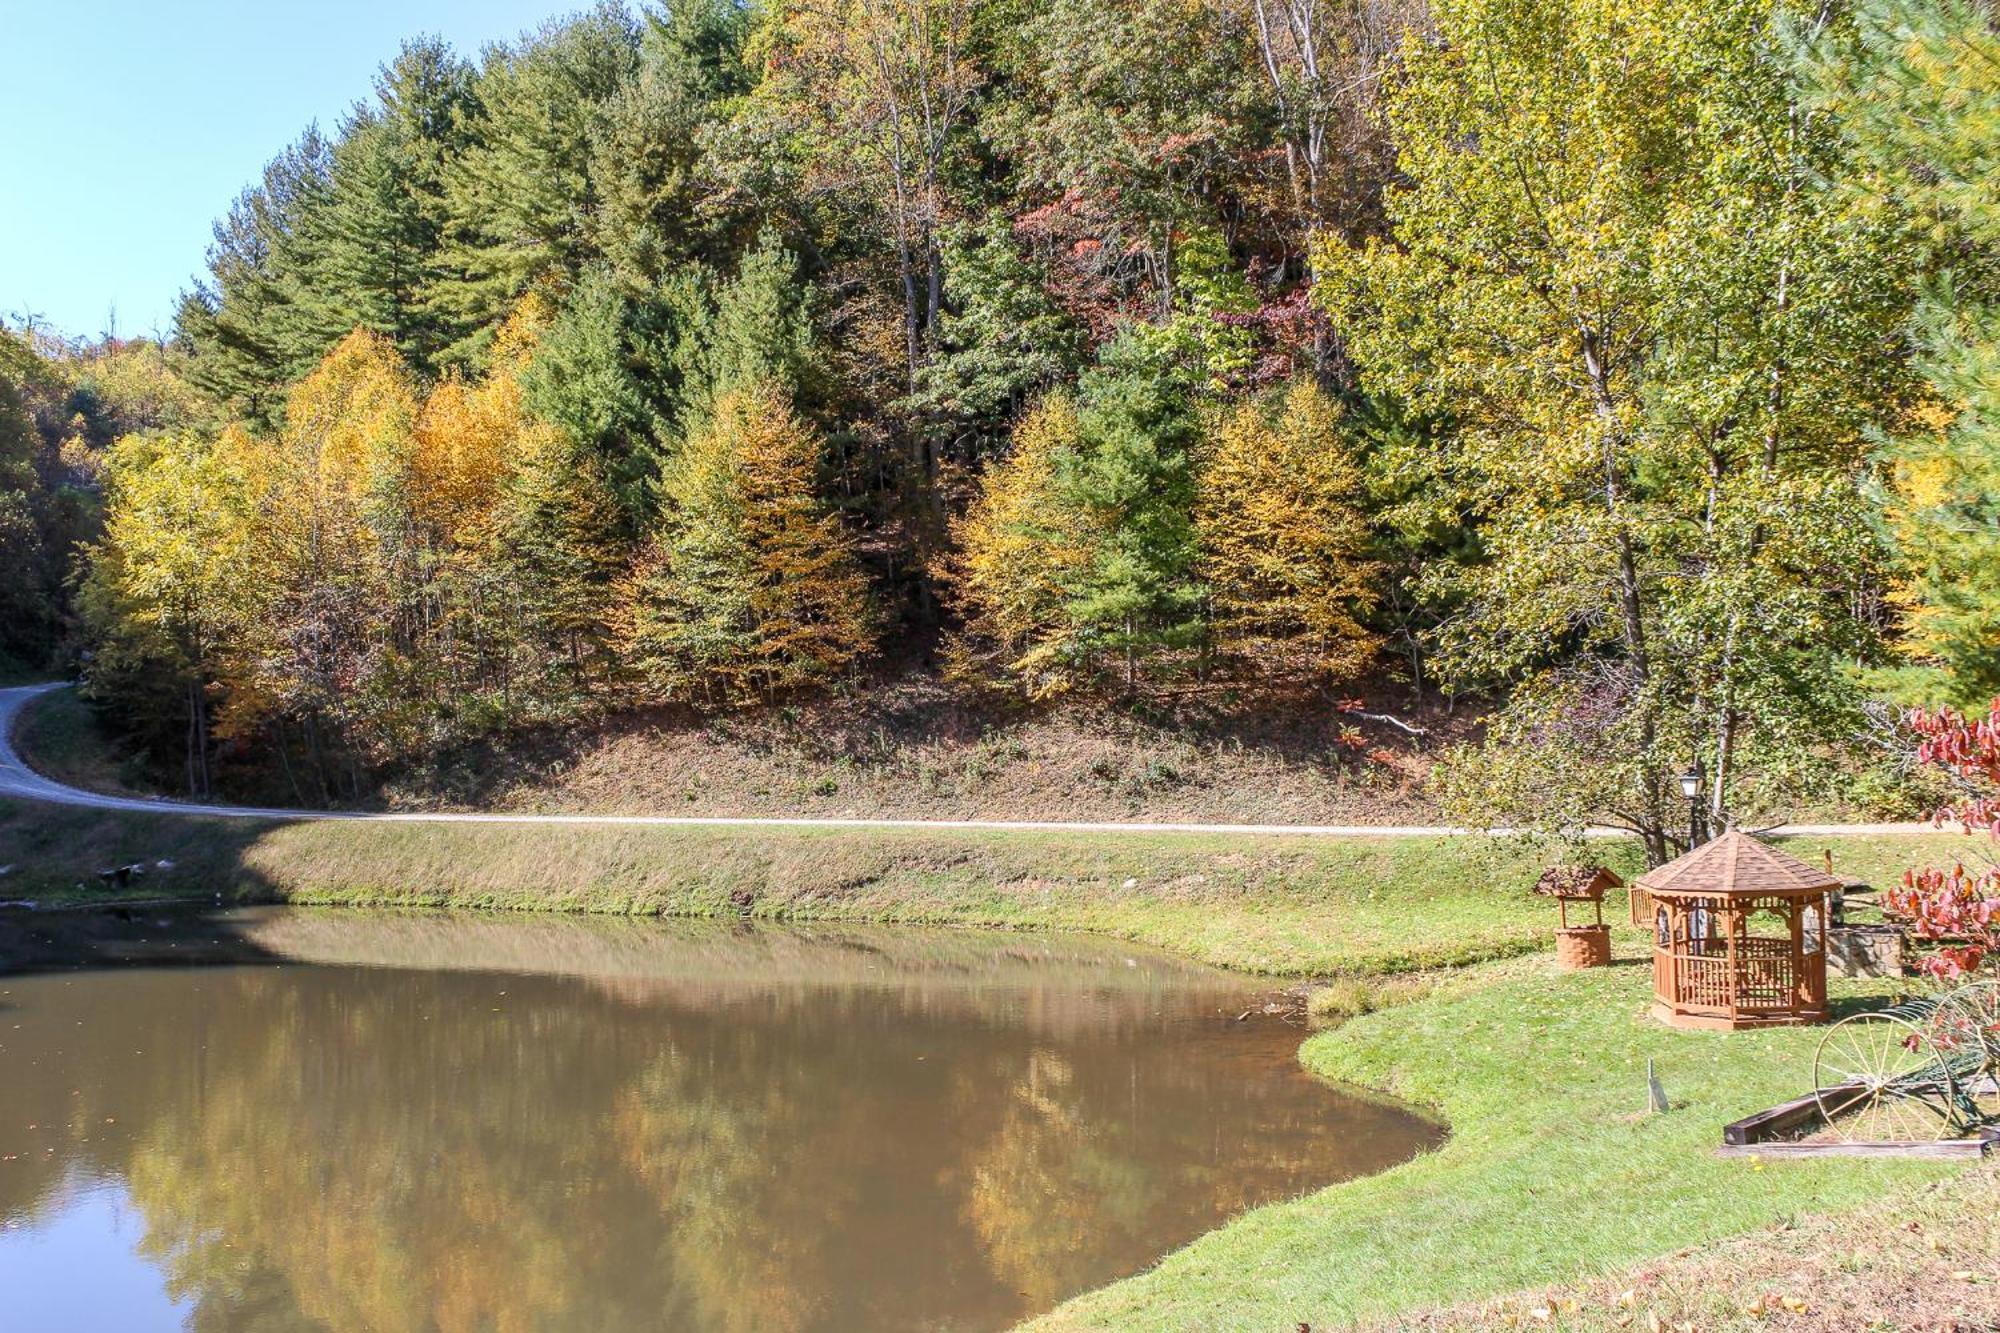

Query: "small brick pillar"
left=1555, top=924, right=1612, bottom=970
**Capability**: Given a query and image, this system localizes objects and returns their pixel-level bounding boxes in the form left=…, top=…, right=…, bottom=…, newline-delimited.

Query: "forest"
left=1, top=0, right=1993, bottom=859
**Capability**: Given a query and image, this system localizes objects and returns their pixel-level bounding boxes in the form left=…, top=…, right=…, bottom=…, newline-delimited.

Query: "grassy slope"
left=1031, top=960, right=1957, bottom=1331
left=0, top=798, right=1562, bottom=973
left=11, top=682, right=136, bottom=792
left=1376, top=1156, right=1999, bottom=1331
left=0, top=796, right=1963, bottom=975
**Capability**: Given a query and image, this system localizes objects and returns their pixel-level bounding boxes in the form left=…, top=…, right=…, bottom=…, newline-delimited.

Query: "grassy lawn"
left=1380, top=1155, right=1999, bottom=1330
left=1031, top=957, right=1964, bottom=1331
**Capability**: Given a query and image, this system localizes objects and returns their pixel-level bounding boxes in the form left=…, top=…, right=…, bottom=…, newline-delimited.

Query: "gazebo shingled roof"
left=1634, top=829, right=1839, bottom=897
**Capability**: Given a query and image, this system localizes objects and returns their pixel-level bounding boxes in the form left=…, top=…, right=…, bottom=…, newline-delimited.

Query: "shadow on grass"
left=1828, top=989, right=1932, bottom=1021
left=0, top=793, right=298, bottom=979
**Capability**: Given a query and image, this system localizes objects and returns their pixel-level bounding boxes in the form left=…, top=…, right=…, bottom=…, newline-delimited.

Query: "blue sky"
left=1, top=0, right=575, bottom=341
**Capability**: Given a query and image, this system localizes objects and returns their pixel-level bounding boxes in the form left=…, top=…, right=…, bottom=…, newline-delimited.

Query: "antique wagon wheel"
left=1812, top=1010, right=1958, bottom=1142
left=1931, top=980, right=2000, bottom=1122
left=1932, top=980, right=2000, bottom=1060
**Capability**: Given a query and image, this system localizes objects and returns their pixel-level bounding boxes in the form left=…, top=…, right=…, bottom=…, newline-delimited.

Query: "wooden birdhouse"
left=1534, top=865, right=1623, bottom=970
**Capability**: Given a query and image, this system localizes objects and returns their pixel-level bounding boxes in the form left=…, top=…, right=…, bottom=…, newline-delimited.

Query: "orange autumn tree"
left=409, top=295, right=609, bottom=712
left=616, top=383, right=872, bottom=703
left=1197, top=378, right=1379, bottom=684
left=411, top=297, right=553, bottom=551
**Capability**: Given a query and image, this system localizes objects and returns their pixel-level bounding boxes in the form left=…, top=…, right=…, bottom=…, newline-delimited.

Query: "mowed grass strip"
left=0, top=798, right=1561, bottom=973
left=0, top=797, right=1969, bottom=975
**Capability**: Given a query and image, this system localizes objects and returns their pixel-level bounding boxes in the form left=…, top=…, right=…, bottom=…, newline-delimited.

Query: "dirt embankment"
left=386, top=675, right=1465, bottom=823
left=39, top=669, right=1469, bottom=823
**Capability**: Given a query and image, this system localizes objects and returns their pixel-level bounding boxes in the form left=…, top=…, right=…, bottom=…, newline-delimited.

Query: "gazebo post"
left=1800, top=892, right=1816, bottom=1008
left=1724, top=906, right=1739, bottom=1027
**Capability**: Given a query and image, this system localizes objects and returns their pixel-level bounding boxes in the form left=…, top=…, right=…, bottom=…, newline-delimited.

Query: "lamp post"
left=1679, top=762, right=1707, bottom=850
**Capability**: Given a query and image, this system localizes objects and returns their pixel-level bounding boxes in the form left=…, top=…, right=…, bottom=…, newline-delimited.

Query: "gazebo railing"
left=1657, top=935, right=1821, bottom=1017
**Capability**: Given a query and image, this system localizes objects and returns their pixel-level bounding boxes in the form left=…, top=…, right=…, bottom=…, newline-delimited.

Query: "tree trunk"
left=1581, top=325, right=1666, bottom=853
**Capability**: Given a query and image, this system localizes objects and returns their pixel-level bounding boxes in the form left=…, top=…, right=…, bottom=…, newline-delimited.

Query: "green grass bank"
left=0, top=796, right=1962, bottom=979
left=1031, top=959, right=1969, bottom=1331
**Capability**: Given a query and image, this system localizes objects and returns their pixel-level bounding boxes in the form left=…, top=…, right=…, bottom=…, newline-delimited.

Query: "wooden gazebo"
left=1638, top=831, right=1835, bottom=1031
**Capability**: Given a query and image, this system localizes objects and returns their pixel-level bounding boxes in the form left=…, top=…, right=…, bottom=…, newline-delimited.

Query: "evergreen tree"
left=593, top=0, right=752, bottom=287
left=675, top=236, right=820, bottom=417
left=616, top=384, right=872, bottom=702
left=1055, top=331, right=1205, bottom=691
left=319, top=40, right=481, bottom=374
left=907, top=216, right=1082, bottom=466
left=177, top=131, right=341, bottom=426
left=498, top=413, right=630, bottom=700
left=432, top=6, right=641, bottom=364
left=519, top=265, right=663, bottom=517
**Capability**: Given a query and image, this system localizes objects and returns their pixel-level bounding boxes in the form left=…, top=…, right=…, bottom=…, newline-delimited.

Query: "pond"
left=0, top=907, right=1438, bottom=1332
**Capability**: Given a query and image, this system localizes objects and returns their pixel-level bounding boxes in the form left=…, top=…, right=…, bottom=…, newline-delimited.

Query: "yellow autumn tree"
left=228, top=329, right=422, bottom=790
left=76, top=428, right=254, bottom=794
left=1197, top=379, right=1379, bottom=684
left=942, top=392, right=1093, bottom=696
left=615, top=383, right=873, bottom=704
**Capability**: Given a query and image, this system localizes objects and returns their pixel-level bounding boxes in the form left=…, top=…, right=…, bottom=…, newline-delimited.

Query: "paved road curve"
left=0, top=682, right=1932, bottom=839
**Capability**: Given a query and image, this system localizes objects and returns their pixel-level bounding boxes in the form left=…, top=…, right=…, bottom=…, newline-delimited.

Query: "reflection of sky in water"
left=0, top=1177, right=189, bottom=1332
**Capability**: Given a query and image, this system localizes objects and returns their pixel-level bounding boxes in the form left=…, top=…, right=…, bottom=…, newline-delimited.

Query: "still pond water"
left=0, top=907, right=1437, bottom=1332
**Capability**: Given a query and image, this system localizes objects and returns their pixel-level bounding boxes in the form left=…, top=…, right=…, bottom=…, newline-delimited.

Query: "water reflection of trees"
left=0, top=931, right=1435, bottom=1332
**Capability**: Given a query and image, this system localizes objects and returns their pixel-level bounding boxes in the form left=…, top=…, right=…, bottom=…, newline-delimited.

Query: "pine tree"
left=593, top=0, right=751, bottom=287
left=319, top=40, right=481, bottom=374
left=432, top=7, right=641, bottom=364
left=498, top=414, right=629, bottom=702
left=1055, top=331, right=1205, bottom=691
left=675, top=237, right=819, bottom=417
left=616, top=384, right=872, bottom=703
left=1801, top=0, right=2000, bottom=704
left=943, top=391, right=1091, bottom=694
left=178, top=131, right=342, bottom=426
left=518, top=265, right=662, bottom=515
left=1198, top=379, right=1379, bottom=684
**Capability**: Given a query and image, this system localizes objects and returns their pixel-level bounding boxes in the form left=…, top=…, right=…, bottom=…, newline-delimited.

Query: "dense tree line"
left=0, top=328, right=195, bottom=674
left=15, top=0, right=1996, bottom=855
